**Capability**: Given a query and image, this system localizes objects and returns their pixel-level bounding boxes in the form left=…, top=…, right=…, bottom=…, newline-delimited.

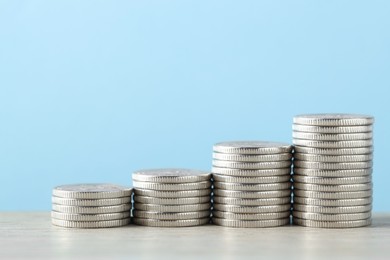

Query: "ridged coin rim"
left=213, top=141, right=293, bottom=155
left=292, top=175, right=372, bottom=185
left=132, top=168, right=211, bottom=183
left=293, top=161, right=372, bottom=170
left=214, top=182, right=292, bottom=191
left=212, top=167, right=291, bottom=177
left=293, top=217, right=371, bottom=228
left=52, top=204, right=131, bottom=214
left=212, top=160, right=292, bottom=169
left=293, top=114, right=374, bottom=126
left=293, top=168, right=372, bottom=177
left=213, top=204, right=291, bottom=214
left=133, top=196, right=211, bottom=205
left=213, top=196, right=291, bottom=206
left=51, top=196, right=131, bottom=207
left=293, top=182, right=372, bottom=192
left=293, top=153, right=373, bottom=163
left=293, top=139, right=373, bottom=148
left=293, top=204, right=372, bottom=214
left=51, top=211, right=130, bottom=221
left=213, top=189, right=292, bottom=199
left=292, top=132, right=373, bottom=141
left=133, top=188, right=211, bottom=198
left=292, top=211, right=371, bottom=222
left=52, top=218, right=130, bottom=228
left=133, top=217, right=210, bottom=227
left=212, top=217, right=290, bottom=228
left=212, top=211, right=291, bottom=220
left=212, top=153, right=292, bottom=162
left=293, top=189, right=372, bottom=200
left=212, top=174, right=291, bottom=184
left=132, top=210, right=211, bottom=220
left=52, top=184, right=132, bottom=199
left=133, top=203, right=211, bottom=212
left=133, top=181, right=211, bottom=191
left=292, top=124, right=373, bottom=133
left=293, top=146, right=373, bottom=155
left=293, top=197, right=372, bottom=207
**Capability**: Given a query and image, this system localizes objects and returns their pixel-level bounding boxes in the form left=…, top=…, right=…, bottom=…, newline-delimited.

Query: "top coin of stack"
left=51, top=183, right=132, bottom=228
left=212, top=141, right=293, bottom=228
left=292, top=114, right=374, bottom=228
left=132, top=168, right=212, bottom=227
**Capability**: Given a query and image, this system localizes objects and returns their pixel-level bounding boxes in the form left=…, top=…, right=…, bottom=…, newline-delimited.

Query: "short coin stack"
left=292, top=114, right=374, bottom=228
left=132, top=168, right=212, bottom=227
left=51, top=183, right=132, bottom=228
left=211, top=141, right=293, bottom=228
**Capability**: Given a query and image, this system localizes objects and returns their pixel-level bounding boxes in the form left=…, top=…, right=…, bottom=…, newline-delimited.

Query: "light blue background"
left=0, top=1, right=389, bottom=211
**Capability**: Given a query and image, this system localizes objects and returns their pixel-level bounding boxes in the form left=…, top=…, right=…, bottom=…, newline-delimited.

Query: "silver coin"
left=292, top=211, right=371, bottom=222
left=213, top=196, right=291, bottom=206
left=52, top=184, right=132, bottom=199
left=214, top=182, right=292, bottom=191
left=293, top=197, right=372, bottom=207
left=133, top=210, right=211, bottom=220
left=212, top=217, right=290, bottom=228
left=213, top=141, right=293, bottom=154
left=51, top=211, right=130, bottom=222
left=133, top=196, right=211, bottom=205
left=132, top=168, right=211, bottom=183
left=52, top=204, right=131, bottom=214
left=293, top=132, right=373, bottom=141
left=293, top=190, right=372, bottom=200
left=293, top=146, right=373, bottom=155
left=293, top=153, right=373, bottom=163
left=293, top=182, right=372, bottom=192
left=213, top=160, right=292, bottom=169
left=51, top=196, right=131, bottom=207
left=293, top=161, right=372, bottom=170
left=133, top=188, right=211, bottom=198
left=133, top=203, right=211, bottom=212
left=213, top=204, right=291, bottom=214
left=52, top=218, right=130, bottom=228
left=293, top=217, right=371, bottom=228
left=133, top=217, right=210, bottom=227
left=212, top=174, right=291, bottom=184
left=293, top=114, right=374, bottom=126
left=292, top=124, right=373, bottom=133
left=292, top=175, right=372, bottom=185
left=293, top=168, right=372, bottom=177
left=133, top=180, right=211, bottom=191
left=212, top=211, right=291, bottom=220
left=293, top=204, right=372, bottom=214
left=293, top=139, right=373, bottom=148
left=212, top=153, right=292, bottom=162
left=214, top=189, right=291, bottom=199
left=212, top=167, right=291, bottom=177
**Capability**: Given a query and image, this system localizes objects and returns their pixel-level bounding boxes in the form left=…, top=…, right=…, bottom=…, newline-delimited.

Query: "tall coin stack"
left=292, top=114, right=374, bottom=228
left=211, top=141, right=293, bottom=228
left=132, top=169, right=212, bottom=227
left=51, top=184, right=132, bottom=228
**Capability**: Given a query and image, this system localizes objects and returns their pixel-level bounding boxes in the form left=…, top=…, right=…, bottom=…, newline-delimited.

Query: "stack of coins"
left=211, top=141, right=293, bottom=228
left=51, top=184, right=132, bottom=228
left=132, top=169, right=212, bottom=227
left=292, top=114, right=374, bottom=228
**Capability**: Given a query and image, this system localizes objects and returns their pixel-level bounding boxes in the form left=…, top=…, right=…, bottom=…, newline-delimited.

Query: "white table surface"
left=1, top=212, right=389, bottom=259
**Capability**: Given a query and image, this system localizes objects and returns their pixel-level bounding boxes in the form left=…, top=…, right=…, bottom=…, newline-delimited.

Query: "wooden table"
left=1, top=212, right=389, bottom=259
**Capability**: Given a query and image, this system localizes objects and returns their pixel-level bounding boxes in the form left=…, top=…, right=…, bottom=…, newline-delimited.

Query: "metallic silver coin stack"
left=211, top=141, right=294, bottom=228
left=51, top=183, right=132, bottom=228
left=292, top=114, right=374, bottom=228
left=132, top=168, right=212, bottom=227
